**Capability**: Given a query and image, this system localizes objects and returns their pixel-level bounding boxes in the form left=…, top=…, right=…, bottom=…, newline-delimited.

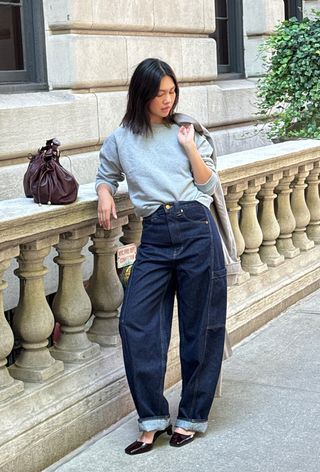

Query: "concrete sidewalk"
left=45, top=289, right=320, bottom=472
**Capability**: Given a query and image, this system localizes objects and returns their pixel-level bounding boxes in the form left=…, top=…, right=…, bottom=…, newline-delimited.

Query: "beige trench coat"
left=174, top=113, right=242, bottom=360
left=174, top=113, right=241, bottom=288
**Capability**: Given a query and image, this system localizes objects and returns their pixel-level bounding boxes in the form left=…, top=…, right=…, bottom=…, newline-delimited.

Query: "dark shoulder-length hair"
left=121, top=58, right=179, bottom=135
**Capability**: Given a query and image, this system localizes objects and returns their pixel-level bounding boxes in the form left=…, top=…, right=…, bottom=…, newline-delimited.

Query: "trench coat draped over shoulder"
left=173, top=113, right=241, bottom=289
left=174, top=113, right=240, bottom=361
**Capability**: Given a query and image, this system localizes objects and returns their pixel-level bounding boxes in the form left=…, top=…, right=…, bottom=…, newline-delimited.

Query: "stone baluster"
left=225, top=184, right=250, bottom=283
left=239, top=178, right=268, bottom=275
left=0, top=247, right=24, bottom=401
left=50, top=226, right=100, bottom=363
left=9, top=237, right=64, bottom=382
left=275, top=168, right=300, bottom=258
left=121, top=214, right=142, bottom=246
left=306, top=162, right=320, bottom=244
left=291, top=164, right=314, bottom=251
left=258, top=172, right=285, bottom=267
left=87, top=217, right=128, bottom=346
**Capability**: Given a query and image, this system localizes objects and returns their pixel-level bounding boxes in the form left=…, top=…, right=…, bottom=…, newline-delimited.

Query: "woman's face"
left=148, top=75, right=176, bottom=124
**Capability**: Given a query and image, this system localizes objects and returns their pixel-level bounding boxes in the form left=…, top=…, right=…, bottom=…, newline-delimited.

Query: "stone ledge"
left=217, top=140, right=320, bottom=184
left=211, top=124, right=272, bottom=156
left=207, top=79, right=258, bottom=127
left=0, top=182, right=132, bottom=248
left=0, top=91, right=99, bottom=161
left=0, top=139, right=320, bottom=243
left=45, top=0, right=214, bottom=33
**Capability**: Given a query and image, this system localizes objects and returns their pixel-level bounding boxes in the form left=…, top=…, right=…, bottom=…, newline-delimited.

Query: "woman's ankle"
left=139, top=431, right=155, bottom=443
left=174, top=427, right=195, bottom=436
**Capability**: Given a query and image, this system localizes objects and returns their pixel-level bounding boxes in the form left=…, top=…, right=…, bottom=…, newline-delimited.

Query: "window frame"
left=284, top=0, right=303, bottom=21
left=211, top=0, right=245, bottom=77
left=0, top=0, right=47, bottom=93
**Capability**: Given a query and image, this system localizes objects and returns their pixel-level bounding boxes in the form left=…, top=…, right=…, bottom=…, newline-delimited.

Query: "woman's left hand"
left=177, top=124, right=213, bottom=184
left=178, top=124, right=196, bottom=151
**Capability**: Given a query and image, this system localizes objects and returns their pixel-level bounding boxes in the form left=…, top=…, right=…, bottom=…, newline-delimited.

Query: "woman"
left=96, top=58, right=227, bottom=454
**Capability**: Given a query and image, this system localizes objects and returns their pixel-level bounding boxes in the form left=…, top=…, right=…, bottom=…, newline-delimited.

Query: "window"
left=0, top=0, right=47, bottom=92
left=284, top=0, right=303, bottom=21
left=210, top=0, right=244, bottom=76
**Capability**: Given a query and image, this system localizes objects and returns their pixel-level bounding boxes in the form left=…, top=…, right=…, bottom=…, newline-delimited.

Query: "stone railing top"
left=0, top=182, right=133, bottom=248
left=218, top=139, right=320, bottom=184
left=1, top=139, right=319, bottom=249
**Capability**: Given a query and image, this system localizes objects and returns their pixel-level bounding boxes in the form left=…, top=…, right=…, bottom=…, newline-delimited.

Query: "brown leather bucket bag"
left=24, top=138, right=79, bottom=205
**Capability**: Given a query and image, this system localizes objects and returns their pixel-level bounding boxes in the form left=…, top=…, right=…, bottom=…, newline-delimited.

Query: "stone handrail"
left=0, top=139, right=320, bottom=471
left=219, top=140, right=320, bottom=277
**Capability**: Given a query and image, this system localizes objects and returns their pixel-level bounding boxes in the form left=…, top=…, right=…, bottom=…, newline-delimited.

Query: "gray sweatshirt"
left=96, top=123, right=218, bottom=217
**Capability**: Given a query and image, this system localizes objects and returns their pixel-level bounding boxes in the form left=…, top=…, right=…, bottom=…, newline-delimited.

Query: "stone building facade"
left=0, top=0, right=318, bottom=196
left=0, top=2, right=320, bottom=471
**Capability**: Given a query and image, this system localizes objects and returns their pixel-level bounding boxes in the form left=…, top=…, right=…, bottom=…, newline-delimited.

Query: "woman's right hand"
left=97, top=184, right=117, bottom=230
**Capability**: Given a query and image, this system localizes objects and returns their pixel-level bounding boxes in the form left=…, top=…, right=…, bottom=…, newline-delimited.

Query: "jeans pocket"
left=143, top=214, right=162, bottom=226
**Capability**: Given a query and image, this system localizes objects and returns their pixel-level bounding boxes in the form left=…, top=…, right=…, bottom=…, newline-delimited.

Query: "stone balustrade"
left=1, top=139, right=320, bottom=472
left=218, top=140, right=320, bottom=273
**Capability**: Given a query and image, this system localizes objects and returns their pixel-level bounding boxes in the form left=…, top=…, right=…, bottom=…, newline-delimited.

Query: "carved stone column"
left=87, top=217, right=128, bottom=346
left=258, top=172, right=285, bottom=267
left=306, top=162, right=320, bottom=244
left=51, top=226, right=100, bottom=363
left=275, top=168, right=300, bottom=258
left=225, top=184, right=250, bottom=283
left=291, top=164, right=314, bottom=251
left=239, top=178, right=268, bottom=275
left=9, top=236, right=64, bottom=382
left=121, top=214, right=142, bottom=246
left=0, top=247, right=24, bottom=401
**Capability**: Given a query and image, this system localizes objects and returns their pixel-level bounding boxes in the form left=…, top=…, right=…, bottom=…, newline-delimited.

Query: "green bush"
left=257, top=11, right=320, bottom=141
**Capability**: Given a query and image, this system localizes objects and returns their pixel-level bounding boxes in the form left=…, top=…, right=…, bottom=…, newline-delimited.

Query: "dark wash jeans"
left=119, top=201, right=227, bottom=433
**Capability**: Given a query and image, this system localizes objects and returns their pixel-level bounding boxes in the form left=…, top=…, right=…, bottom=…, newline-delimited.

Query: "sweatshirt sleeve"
left=194, top=133, right=218, bottom=195
left=95, top=133, right=125, bottom=195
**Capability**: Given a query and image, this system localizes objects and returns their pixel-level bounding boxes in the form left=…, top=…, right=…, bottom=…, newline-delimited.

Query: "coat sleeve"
left=95, top=133, right=125, bottom=195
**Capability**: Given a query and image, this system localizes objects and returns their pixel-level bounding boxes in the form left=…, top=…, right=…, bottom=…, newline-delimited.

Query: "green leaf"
left=256, top=12, right=320, bottom=140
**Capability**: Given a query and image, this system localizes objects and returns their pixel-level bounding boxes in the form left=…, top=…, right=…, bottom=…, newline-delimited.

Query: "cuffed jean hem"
left=175, top=418, right=208, bottom=433
left=138, top=416, right=171, bottom=432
